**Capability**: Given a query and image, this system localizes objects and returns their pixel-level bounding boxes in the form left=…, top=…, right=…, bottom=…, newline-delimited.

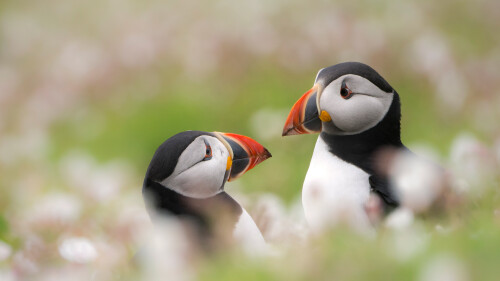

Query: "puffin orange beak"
left=215, top=132, right=272, bottom=181
left=282, top=84, right=322, bottom=136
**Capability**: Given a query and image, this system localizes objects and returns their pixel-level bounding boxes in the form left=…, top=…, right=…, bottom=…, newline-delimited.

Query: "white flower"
left=59, top=151, right=96, bottom=189
left=13, top=252, right=39, bottom=274
left=434, top=70, right=468, bottom=112
left=449, top=133, right=496, bottom=192
left=389, top=150, right=445, bottom=213
left=137, top=217, right=195, bottom=281
left=0, top=269, right=15, bottom=281
left=253, top=194, right=289, bottom=243
left=26, top=193, right=82, bottom=226
left=58, top=237, right=98, bottom=264
left=0, top=240, right=12, bottom=261
left=410, top=32, right=453, bottom=77
left=386, top=222, right=428, bottom=261
left=60, top=152, right=133, bottom=201
left=250, top=108, right=290, bottom=141
left=385, top=208, right=415, bottom=230
left=419, top=254, right=469, bottom=281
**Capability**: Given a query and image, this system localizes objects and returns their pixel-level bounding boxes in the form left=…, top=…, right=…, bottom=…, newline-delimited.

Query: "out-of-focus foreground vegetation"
left=0, top=0, right=499, bottom=280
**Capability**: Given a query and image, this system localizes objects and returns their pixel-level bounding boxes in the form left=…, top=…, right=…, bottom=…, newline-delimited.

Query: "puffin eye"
left=203, top=144, right=213, bottom=161
left=340, top=81, right=353, bottom=99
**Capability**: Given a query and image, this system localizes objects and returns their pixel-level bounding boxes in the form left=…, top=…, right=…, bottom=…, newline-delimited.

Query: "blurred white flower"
left=118, top=30, right=158, bottom=68
left=410, top=32, right=454, bottom=77
left=26, top=193, right=82, bottom=226
left=245, top=22, right=278, bottom=56
left=0, top=240, right=12, bottom=261
left=385, top=207, right=414, bottom=230
left=434, top=70, right=467, bottom=112
left=137, top=217, right=195, bottom=281
left=115, top=204, right=152, bottom=244
left=250, top=108, right=289, bottom=141
left=50, top=41, right=108, bottom=86
left=419, top=254, right=469, bottom=281
left=13, top=252, right=39, bottom=275
left=60, top=151, right=134, bottom=201
left=351, top=20, right=387, bottom=57
left=389, top=150, right=445, bottom=213
left=93, top=240, right=128, bottom=269
left=58, top=237, right=98, bottom=264
left=409, top=32, right=468, bottom=112
left=0, top=269, right=15, bottom=281
left=435, top=224, right=452, bottom=235
left=409, top=143, right=442, bottom=163
left=385, top=1, right=425, bottom=33
left=86, top=162, right=128, bottom=201
left=59, top=151, right=96, bottom=186
left=253, top=193, right=307, bottom=245
left=387, top=222, right=428, bottom=261
left=449, top=133, right=497, bottom=192
left=181, top=24, right=221, bottom=78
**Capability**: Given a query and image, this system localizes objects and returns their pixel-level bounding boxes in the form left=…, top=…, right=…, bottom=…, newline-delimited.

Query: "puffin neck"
left=320, top=92, right=403, bottom=174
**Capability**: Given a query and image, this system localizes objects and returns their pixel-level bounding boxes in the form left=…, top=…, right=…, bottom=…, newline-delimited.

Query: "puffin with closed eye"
left=282, top=62, right=407, bottom=233
left=143, top=130, right=271, bottom=253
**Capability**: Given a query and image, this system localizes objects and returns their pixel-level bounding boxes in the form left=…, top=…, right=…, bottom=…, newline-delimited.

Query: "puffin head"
left=144, top=131, right=271, bottom=199
left=282, top=62, right=399, bottom=137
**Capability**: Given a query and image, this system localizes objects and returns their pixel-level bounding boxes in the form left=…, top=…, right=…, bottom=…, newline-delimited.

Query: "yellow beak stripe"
left=319, top=110, right=332, bottom=122
left=226, top=156, right=232, bottom=171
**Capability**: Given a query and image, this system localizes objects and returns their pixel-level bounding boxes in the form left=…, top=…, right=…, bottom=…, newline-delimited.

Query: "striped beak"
left=214, top=132, right=272, bottom=181
left=282, top=84, right=322, bottom=136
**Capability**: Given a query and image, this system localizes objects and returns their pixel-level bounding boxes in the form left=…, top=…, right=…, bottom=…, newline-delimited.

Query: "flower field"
left=0, top=0, right=499, bottom=280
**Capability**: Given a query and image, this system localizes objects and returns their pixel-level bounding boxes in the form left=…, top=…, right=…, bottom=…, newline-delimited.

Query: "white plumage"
left=302, top=137, right=373, bottom=234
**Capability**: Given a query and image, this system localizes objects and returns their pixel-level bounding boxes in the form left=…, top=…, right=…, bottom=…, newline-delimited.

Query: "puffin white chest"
left=302, top=137, right=372, bottom=233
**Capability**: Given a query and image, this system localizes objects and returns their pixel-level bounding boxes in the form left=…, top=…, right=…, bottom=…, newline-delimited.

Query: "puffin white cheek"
left=319, top=89, right=341, bottom=116
left=334, top=98, right=387, bottom=133
left=171, top=159, right=226, bottom=198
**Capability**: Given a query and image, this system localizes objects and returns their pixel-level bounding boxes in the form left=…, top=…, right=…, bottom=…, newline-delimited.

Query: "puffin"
left=143, top=130, right=272, bottom=253
left=282, top=62, right=406, bottom=233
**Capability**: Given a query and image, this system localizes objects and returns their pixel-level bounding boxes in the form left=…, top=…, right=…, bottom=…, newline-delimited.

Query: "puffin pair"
left=143, top=62, right=407, bottom=250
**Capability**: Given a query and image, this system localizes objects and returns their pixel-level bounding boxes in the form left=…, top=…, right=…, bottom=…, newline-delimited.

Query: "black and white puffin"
left=143, top=131, right=271, bottom=253
left=282, top=62, right=406, bottom=232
